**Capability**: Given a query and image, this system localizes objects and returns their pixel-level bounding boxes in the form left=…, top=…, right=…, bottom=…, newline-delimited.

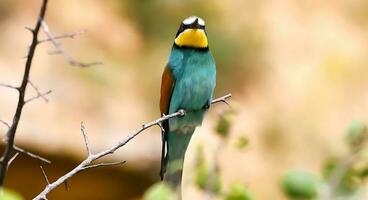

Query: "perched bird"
left=159, top=16, right=216, bottom=193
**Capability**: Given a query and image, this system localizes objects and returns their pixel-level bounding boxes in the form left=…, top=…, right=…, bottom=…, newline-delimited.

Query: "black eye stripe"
left=175, top=23, right=206, bottom=37
left=182, top=24, right=205, bottom=30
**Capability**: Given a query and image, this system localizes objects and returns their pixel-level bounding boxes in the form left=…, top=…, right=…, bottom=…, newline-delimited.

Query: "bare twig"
left=25, top=90, right=52, bottom=104
left=0, top=0, right=49, bottom=187
left=28, top=80, right=50, bottom=103
left=25, top=26, right=34, bottom=32
left=0, top=83, right=19, bottom=91
left=80, top=122, right=92, bottom=156
left=1, top=0, right=103, bottom=188
left=41, top=21, right=102, bottom=68
left=211, top=93, right=232, bottom=105
left=0, top=120, right=10, bottom=129
left=38, top=30, right=85, bottom=44
left=83, top=161, right=126, bottom=170
left=0, top=120, right=50, bottom=164
left=7, top=153, right=19, bottom=169
left=13, top=145, right=51, bottom=164
left=32, top=94, right=232, bottom=200
left=64, top=180, right=69, bottom=191
left=40, top=166, right=50, bottom=185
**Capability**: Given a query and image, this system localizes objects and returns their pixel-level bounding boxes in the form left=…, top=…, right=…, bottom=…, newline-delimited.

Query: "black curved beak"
left=189, top=18, right=200, bottom=29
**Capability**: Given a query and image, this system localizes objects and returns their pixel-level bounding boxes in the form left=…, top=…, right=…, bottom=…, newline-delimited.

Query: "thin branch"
left=25, top=90, right=52, bottom=104
left=157, top=122, right=165, bottom=133
left=7, top=153, right=19, bottom=169
left=13, top=145, right=51, bottom=164
left=211, top=93, right=232, bottom=105
left=28, top=80, right=50, bottom=103
left=25, top=26, right=35, bottom=33
left=0, top=83, right=19, bottom=91
left=0, top=0, right=49, bottom=187
left=83, top=161, right=126, bottom=170
left=32, top=94, right=231, bottom=200
left=40, top=166, right=50, bottom=185
left=38, top=30, right=86, bottom=44
left=41, top=21, right=102, bottom=68
left=0, top=120, right=10, bottom=129
left=80, top=122, right=92, bottom=156
left=64, top=180, right=69, bottom=191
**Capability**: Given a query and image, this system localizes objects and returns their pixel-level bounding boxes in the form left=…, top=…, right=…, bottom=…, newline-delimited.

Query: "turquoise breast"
left=168, top=47, right=216, bottom=133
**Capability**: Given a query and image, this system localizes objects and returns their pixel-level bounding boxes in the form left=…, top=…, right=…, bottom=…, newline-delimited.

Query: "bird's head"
left=174, top=16, right=208, bottom=49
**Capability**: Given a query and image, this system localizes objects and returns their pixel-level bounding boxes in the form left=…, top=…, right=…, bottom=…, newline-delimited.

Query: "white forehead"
left=182, top=16, right=205, bottom=26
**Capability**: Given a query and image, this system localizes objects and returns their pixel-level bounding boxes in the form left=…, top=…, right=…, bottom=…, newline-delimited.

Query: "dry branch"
left=13, top=145, right=51, bottom=164
left=0, top=83, right=19, bottom=91
left=41, top=21, right=102, bottom=67
left=38, top=30, right=85, bottom=44
left=7, top=153, right=19, bottom=169
left=0, top=120, right=10, bottom=129
left=24, top=90, right=52, bottom=104
left=33, top=94, right=232, bottom=200
left=40, top=166, right=50, bottom=185
left=0, top=0, right=49, bottom=187
left=1, top=0, right=100, bottom=186
left=80, top=122, right=92, bottom=156
left=28, top=80, right=51, bottom=103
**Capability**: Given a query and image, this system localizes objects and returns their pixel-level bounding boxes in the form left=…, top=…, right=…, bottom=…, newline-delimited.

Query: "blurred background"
left=0, top=0, right=368, bottom=199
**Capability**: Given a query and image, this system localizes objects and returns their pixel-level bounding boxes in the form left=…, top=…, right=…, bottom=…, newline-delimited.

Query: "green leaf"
left=322, top=158, right=338, bottom=179
left=215, top=111, right=234, bottom=138
left=0, top=188, right=24, bottom=200
left=225, top=183, right=253, bottom=200
left=281, top=170, right=321, bottom=199
left=196, top=160, right=209, bottom=190
left=346, top=120, right=367, bottom=151
left=143, top=182, right=178, bottom=200
left=234, top=136, right=249, bottom=150
left=359, top=167, right=368, bottom=178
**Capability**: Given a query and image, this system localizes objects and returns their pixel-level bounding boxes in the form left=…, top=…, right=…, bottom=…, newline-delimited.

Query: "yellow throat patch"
left=174, top=29, right=208, bottom=48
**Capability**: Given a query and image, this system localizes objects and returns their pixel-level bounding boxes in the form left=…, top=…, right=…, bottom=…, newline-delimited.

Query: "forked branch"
left=41, top=21, right=102, bottom=67
left=0, top=0, right=49, bottom=187
left=33, top=94, right=232, bottom=200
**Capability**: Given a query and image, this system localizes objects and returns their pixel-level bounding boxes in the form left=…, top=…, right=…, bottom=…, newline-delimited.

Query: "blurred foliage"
left=282, top=121, right=368, bottom=200
left=143, top=182, right=178, bottom=200
left=281, top=170, right=320, bottom=199
left=0, top=188, right=24, bottom=200
left=215, top=110, right=235, bottom=138
left=190, top=110, right=254, bottom=199
left=195, top=144, right=221, bottom=194
left=336, top=167, right=365, bottom=194
left=215, top=110, right=250, bottom=150
left=322, top=158, right=338, bottom=180
left=325, top=120, right=368, bottom=195
left=234, top=136, right=249, bottom=150
left=225, top=183, right=253, bottom=200
left=346, top=120, right=367, bottom=152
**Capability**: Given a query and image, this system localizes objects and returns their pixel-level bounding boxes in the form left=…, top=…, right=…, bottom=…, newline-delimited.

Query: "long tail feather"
left=163, top=128, right=195, bottom=192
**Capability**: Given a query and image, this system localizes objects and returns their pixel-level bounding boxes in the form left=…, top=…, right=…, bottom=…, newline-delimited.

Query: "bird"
left=159, top=16, right=216, bottom=193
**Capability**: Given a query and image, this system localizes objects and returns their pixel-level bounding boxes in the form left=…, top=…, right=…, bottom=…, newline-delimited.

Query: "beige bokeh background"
left=0, top=0, right=368, bottom=199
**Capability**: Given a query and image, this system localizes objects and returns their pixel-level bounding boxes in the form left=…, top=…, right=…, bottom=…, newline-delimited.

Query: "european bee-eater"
left=159, top=16, right=216, bottom=192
